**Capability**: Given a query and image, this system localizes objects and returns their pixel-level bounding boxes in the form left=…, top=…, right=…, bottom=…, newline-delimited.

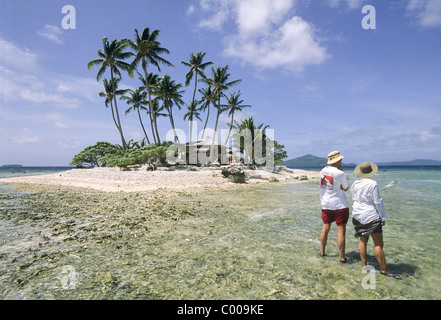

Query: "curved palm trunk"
left=153, top=112, right=161, bottom=144
left=201, top=102, right=211, bottom=140
left=210, top=107, right=221, bottom=163
left=145, top=78, right=156, bottom=145
left=224, top=110, right=235, bottom=145
left=137, top=108, right=151, bottom=144
left=147, top=80, right=159, bottom=145
left=108, top=100, right=120, bottom=132
left=168, top=106, right=180, bottom=144
left=189, top=73, right=198, bottom=142
left=210, top=94, right=222, bottom=162
left=110, top=68, right=127, bottom=150
left=142, top=62, right=158, bottom=145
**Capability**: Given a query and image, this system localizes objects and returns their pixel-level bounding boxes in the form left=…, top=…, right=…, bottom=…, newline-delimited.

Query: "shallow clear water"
left=163, top=166, right=441, bottom=299
left=183, top=167, right=441, bottom=300
left=0, top=166, right=440, bottom=299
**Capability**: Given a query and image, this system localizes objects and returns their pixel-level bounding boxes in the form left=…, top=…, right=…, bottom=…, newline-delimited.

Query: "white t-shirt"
left=319, top=166, right=349, bottom=210
left=351, top=178, right=387, bottom=224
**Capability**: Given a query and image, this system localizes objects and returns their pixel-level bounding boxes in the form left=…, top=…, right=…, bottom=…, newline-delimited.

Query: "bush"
left=101, top=141, right=173, bottom=168
left=70, top=141, right=173, bottom=169
left=69, top=142, right=120, bottom=168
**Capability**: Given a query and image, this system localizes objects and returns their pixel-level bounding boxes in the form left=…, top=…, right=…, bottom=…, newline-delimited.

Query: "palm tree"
left=124, top=28, right=175, bottom=144
left=150, top=99, right=168, bottom=133
left=138, top=72, right=160, bottom=144
left=222, top=91, right=251, bottom=144
left=126, top=139, right=140, bottom=150
left=198, top=86, right=216, bottom=140
left=121, top=87, right=151, bottom=144
left=184, top=100, right=203, bottom=140
left=231, top=117, right=270, bottom=165
left=153, top=74, right=185, bottom=143
left=99, top=78, right=129, bottom=134
left=182, top=52, right=213, bottom=141
left=203, top=65, right=242, bottom=157
left=184, top=101, right=203, bottom=122
left=88, top=37, right=134, bottom=150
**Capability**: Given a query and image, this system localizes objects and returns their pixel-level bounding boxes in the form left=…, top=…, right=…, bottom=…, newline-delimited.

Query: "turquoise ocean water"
left=0, top=165, right=440, bottom=299
left=0, top=166, right=72, bottom=179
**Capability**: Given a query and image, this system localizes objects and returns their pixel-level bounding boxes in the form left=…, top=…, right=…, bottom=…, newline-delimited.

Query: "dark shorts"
left=352, top=218, right=383, bottom=238
left=321, top=208, right=349, bottom=226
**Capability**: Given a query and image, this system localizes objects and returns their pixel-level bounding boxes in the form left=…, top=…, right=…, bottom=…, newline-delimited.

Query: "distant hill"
left=282, top=154, right=356, bottom=167
left=282, top=154, right=327, bottom=167
left=1, top=164, right=23, bottom=167
left=282, top=155, right=441, bottom=167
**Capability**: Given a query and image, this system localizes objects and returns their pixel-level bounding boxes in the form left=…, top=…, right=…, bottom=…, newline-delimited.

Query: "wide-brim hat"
left=327, top=151, right=344, bottom=164
left=354, top=162, right=378, bottom=178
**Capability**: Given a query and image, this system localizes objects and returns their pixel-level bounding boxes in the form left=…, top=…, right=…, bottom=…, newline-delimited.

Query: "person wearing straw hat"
left=351, top=162, right=398, bottom=278
left=319, top=151, right=350, bottom=263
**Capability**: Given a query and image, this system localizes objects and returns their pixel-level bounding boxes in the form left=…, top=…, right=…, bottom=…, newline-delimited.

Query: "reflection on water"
left=1, top=167, right=440, bottom=299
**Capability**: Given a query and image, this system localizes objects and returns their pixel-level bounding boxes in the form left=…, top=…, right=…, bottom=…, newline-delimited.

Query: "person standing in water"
left=319, top=151, right=350, bottom=263
left=351, top=162, right=399, bottom=278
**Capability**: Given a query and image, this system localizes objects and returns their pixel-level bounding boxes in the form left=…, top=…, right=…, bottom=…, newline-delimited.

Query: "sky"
left=0, top=0, right=440, bottom=166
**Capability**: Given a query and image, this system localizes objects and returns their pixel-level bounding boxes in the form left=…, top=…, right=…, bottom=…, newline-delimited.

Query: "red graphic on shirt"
left=321, top=175, right=334, bottom=188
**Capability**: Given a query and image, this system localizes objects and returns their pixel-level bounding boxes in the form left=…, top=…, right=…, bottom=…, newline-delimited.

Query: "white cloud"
left=0, top=37, right=101, bottom=111
left=186, top=4, right=196, bottom=16
left=0, top=66, right=45, bottom=104
left=54, top=76, right=102, bottom=103
left=345, top=0, right=366, bottom=10
left=234, top=0, right=294, bottom=36
left=44, top=113, right=69, bottom=129
left=406, top=0, right=441, bottom=28
left=372, top=128, right=441, bottom=156
left=11, top=128, right=41, bottom=144
left=37, top=24, right=64, bottom=44
left=19, top=89, right=80, bottom=109
left=326, top=0, right=367, bottom=10
left=0, top=38, right=38, bottom=70
left=197, top=0, right=230, bottom=31
left=190, top=0, right=328, bottom=74
left=225, top=16, right=328, bottom=73
left=56, top=140, right=81, bottom=149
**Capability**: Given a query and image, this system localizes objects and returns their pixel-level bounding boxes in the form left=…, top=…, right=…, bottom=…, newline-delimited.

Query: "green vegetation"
left=70, top=141, right=173, bottom=169
left=231, top=117, right=287, bottom=167
left=78, top=26, right=287, bottom=168
left=274, top=142, right=288, bottom=166
left=69, top=142, right=120, bottom=168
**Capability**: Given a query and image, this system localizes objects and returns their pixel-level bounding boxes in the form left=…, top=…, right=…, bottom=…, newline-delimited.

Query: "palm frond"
left=96, top=65, right=107, bottom=81
left=87, top=58, right=104, bottom=70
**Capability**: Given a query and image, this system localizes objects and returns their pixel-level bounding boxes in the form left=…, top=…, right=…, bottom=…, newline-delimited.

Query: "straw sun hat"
left=327, top=151, right=344, bottom=164
left=354, top=162, right=378, bottom=178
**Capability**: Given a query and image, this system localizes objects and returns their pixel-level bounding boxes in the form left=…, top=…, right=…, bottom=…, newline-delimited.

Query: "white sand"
left=0, top=166, right=318, bottom=193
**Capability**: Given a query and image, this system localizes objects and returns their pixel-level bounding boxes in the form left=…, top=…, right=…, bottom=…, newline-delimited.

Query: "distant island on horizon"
left=282, top=154, right=441, bottom=167
left=1, top=164, right=23, bottom=168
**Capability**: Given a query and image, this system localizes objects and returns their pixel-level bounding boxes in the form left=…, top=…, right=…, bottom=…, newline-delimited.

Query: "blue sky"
left=1, top=0, right=440, bottom=166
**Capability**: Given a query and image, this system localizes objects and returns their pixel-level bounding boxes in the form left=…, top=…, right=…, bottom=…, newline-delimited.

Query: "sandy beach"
left=0, top=166, right=319, bottom=193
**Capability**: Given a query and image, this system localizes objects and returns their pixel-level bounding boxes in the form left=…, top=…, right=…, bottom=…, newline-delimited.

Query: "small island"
left=1, top=164, right=23, bottom=168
